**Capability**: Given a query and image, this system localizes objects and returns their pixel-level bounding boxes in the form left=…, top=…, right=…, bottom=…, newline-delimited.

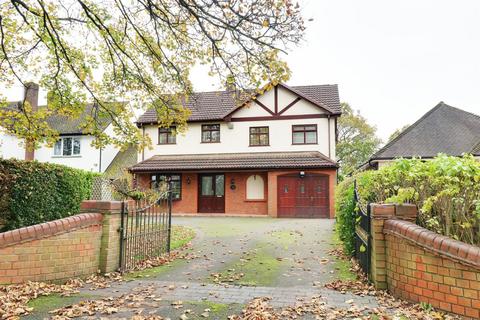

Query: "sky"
left=4, top=0, right=480, bottom=142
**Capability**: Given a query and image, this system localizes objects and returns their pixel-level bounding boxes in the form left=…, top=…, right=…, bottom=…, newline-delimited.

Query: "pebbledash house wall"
left=0, top=201, right=123, bottom=285
left=136, top=168, right=336, bottom=218
left=370, top=204, right=480, bottom=319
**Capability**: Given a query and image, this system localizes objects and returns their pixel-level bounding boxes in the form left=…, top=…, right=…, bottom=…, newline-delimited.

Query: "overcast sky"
left=294, top=0, right=480, bottom=141
left=4, top=0, right=480, bottom=142
left=194, top=0, right=480, bottom=141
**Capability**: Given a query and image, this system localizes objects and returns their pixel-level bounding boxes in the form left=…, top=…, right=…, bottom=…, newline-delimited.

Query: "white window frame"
left=53, top=136, right=81, bottom=157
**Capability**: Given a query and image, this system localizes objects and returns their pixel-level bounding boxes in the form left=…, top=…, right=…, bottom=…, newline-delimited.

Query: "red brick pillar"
left=370, top=204, right=395, bottom=289
left=370, top=203, right=417, bottom=289
left=81, top=200, right=124, bottom=273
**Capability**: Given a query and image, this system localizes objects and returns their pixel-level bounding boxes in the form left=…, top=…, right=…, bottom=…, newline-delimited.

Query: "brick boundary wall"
left=0, top=213, right=103, bottom=284
left=0, top=201, right=123, bottom=285
left=384, top=220, right=480, bottom=319
left=369, top=203, right=480, bottom=319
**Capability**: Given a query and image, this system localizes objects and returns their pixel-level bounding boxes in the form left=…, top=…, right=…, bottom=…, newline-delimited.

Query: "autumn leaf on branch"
left=0, top=0, right=305, bottom=148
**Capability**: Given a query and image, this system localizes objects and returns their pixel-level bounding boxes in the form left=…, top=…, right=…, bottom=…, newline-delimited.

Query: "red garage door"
left=277, top=174, right=329, bottom=218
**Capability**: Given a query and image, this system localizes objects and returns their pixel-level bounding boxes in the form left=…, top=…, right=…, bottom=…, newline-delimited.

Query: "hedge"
left=334, top=177, right=356, bottom=256
left=336, top=154, right=480, bottom=255
left=0, top=159, right=97, bottom=231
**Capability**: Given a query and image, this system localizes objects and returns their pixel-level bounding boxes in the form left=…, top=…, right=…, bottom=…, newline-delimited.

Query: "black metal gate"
left=119, top=187, right=172, bottom=272
left=354, top=180, right=371, bottom=276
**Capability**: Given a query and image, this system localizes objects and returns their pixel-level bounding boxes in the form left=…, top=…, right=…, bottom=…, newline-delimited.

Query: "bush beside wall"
left=0, top=159, right=97, bottom=231
left=335, top=154, right=480, bottom=256
left=335, top=177, right=356, bottom=255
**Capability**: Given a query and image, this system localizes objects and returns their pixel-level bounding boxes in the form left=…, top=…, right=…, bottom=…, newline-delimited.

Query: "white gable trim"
left=224, top=84, right=335, bottom=122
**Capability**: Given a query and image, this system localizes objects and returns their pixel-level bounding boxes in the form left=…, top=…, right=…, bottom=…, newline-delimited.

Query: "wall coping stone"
left=384, top=219, right=480, bottom=269
left=80, top=200, right=124, bottom=213
left=0, top=213, right=103, bottom=249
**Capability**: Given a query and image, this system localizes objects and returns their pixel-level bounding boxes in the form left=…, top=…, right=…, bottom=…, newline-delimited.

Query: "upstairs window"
left=151, top=174, right=181, bottom=200
left=158, top=126, right=176, bottom=145
left=201, top=124, right=220, bottom=143
left=54, top=137, right=81, bottom=156
left=249, top=127, right=269, bottom=146
left=292, top=124, right=317, bottom=144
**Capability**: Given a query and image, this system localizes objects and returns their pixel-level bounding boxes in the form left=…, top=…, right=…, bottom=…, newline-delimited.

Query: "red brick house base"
left=131, top=152, right=337, bottom=218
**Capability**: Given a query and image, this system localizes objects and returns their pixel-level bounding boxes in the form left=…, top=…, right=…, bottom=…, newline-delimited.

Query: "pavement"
left=26, top=217, right=380, bottom=319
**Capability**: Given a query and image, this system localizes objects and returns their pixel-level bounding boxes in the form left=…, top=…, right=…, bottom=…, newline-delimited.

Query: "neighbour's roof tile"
left=136, top=84, right=341, bottom=125
left=372, top=102, right=480, bottom=159
left=45, top=104, right=112, bottom=135
left=1, top=102, right=112, bottom=135
left=129, top=151, right=337, bottom=172
left=104, top=145, right=138, bottom=179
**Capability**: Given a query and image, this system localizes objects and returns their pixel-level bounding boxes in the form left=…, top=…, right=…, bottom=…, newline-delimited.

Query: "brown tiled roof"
left=129, top=151, right=337, bottom=172
left=136, top=83, right=341, bottom=125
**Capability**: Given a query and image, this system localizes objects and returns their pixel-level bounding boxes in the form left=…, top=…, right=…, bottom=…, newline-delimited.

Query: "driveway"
left=26, top=217, right=379, bottom=319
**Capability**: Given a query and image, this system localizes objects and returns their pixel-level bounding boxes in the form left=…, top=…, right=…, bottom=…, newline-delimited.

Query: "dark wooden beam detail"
left=278, top=97, right=302, bottom=115
left=253, top=99, right=275, bottom=116
left=230, top=114, right=337, bottom=122
left=274, top=86, right=278, bottom=114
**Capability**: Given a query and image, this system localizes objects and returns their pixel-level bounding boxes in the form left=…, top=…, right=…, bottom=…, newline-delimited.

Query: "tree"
left=0, top=0, right=304, bottom=149
left=337, top=102, right=381, bottom=178
left=387, top=124, right=410, bottom=143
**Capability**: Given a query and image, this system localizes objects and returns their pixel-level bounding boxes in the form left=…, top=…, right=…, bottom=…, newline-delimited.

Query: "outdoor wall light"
left=230, top=178, right=236, bottom=190
left=299, top=171, right=305, bottom=178
left=186, top=176, right=191, bottom=184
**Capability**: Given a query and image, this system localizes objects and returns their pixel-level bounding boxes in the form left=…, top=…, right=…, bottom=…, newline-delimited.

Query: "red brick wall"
left=384, top=219, right=480, bottom=319
left=0, top=214, right=103, bottom=284
left=225, top=172, right=268, bottom=215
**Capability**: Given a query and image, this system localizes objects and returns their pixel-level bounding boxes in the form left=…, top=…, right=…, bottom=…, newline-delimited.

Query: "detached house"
left=130, top=83, right=341, bottom=218
left=366, top=102, right=480, bottom=169
left=0, top=83, right=120, bottom=173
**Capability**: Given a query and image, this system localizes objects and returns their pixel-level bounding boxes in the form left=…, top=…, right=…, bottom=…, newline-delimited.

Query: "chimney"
left=225, top=75, right=236, bottom=92
left=23, top=82, right=39, bottom=161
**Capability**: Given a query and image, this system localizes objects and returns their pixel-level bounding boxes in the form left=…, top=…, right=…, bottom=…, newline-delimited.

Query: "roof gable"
left=372, top=102, right=480, bottom=160
left=136, top=83, right=341, bottom=125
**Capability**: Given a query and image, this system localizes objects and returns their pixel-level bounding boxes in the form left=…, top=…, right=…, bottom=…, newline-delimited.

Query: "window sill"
left=157, top=143, right=177, bottom=145
left=292, top=143, right=318, bottom=145
left=249, top=145, right=270, bottom=147
left=52, top=155, right=82, bottom=158
left=245, top=199, right=266, bottom=202
left=200, top=141, right=221, bottom=144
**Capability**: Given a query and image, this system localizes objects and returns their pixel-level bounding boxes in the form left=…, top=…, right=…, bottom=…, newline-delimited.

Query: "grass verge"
left=171, top=225, right=195, bottom=250
left=331, top=226, right=357, bottom=281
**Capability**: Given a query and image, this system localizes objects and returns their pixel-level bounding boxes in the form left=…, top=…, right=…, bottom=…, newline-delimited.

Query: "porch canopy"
left=129, top=151, right=337, bottom=172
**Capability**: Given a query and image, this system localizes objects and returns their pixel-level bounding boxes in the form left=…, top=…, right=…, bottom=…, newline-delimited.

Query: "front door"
left=277, top=174, right=329, bottom=218
left=198, top=174, right=225, bottom=213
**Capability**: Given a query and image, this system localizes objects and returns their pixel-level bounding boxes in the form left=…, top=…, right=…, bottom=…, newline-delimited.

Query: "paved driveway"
left=27, top=217, right=379, bottom=319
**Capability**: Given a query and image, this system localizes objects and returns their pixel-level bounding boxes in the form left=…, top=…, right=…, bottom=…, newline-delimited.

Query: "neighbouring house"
left=130, top=83, right=341, bottom=218
left=0, top=83, right=120, bottom=173
left=365, top=102, right=480, bottom=169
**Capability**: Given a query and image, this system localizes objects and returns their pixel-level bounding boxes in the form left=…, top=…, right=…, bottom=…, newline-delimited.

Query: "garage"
left=277, top=173, right=330, bottom=218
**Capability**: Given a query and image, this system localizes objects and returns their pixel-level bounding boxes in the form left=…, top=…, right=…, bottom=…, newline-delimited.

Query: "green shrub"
left=335, top=154, right=480, bottom=254
left=0, top=159, right=97, bottom=231
left=335, top=177, right=356, bottom=255
left=363, top=155, right=479, bottom=245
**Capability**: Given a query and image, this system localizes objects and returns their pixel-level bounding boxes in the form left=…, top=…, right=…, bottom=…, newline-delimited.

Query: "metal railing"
left=354, top=180, right=371, bottom=276
left=119, top=185, right=172, bottom=272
